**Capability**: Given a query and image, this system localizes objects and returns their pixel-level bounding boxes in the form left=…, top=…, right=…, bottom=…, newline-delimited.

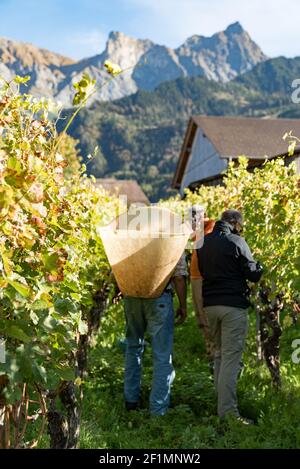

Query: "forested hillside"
left=66, top=56, right=300, bottom=200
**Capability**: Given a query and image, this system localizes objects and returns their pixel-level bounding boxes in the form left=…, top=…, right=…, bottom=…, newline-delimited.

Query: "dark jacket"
left=197, top=220, right=263, bottom=308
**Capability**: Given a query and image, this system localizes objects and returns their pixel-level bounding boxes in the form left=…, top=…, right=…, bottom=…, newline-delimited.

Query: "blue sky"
left=0, top=0, right=299, bottom=60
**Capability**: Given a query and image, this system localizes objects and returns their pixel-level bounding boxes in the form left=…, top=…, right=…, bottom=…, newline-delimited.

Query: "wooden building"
left=94, top=178, right=150, bottom=206
left=172, top=116, right=300, bottom=196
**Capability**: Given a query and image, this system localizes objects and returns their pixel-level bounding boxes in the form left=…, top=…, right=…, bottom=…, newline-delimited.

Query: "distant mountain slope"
left=175, top=22, right=266, bottom=81
left=65, top=61, right=299, bottom=201
left=234, top=56, right=300, bottom=94
left=0, top=37, right=75, bottom=97
left=0, top=22, right=267, bottom=104
left=2, top=27, right=299, bottom=201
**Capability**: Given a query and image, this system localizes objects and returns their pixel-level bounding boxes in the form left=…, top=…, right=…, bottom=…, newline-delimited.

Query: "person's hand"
left=175, top=306, right=187, bottom=325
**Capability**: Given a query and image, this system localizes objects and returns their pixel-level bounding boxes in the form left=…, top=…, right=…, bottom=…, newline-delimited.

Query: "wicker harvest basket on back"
left=99, top=206, right=192, bottom=298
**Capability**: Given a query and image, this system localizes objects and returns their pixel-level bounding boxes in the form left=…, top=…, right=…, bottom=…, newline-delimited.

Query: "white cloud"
left=124, top=0, right=300, bottom=57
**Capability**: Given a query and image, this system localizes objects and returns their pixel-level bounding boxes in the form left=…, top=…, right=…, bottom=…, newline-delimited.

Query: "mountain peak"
left=107, top=30, right=152, bottom=46
left=0, top=37, right=74, bottom=69
left=108, top=31, right=128, bottom=41
left=0, top=22, right=267, bottom=104
left=225, top=21, right=244, bottom=34
left=101, top=30, right=153, bottom=74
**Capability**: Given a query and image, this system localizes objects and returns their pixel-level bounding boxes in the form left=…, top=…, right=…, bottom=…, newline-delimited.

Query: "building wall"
left=292, top=155, right=300, bottom=174
left=297, top=157, right=300, bottom=174
left=180, top=128, right=227, bottom=196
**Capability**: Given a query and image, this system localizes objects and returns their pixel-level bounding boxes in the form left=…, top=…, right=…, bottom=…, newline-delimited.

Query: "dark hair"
left=221, top=209, right=243, bottom=224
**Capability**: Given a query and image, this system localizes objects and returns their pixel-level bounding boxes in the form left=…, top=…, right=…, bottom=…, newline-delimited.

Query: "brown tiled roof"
left=172, top=115, right=300, bottom=188
left=94, top=178, right=150, bottom=205
left=193, top=115, right=300, bottom=158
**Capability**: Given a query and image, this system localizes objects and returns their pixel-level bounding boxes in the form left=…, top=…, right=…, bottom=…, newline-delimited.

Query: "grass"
left=78, top=293, right=300, bottom=449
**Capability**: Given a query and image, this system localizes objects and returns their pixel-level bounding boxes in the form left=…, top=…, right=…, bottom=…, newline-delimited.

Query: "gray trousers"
left=204, top=305, right=248, bottom=418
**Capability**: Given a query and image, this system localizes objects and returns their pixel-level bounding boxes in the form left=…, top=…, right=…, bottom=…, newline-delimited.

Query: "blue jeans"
left=124, top=290, right=175, bottom=415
